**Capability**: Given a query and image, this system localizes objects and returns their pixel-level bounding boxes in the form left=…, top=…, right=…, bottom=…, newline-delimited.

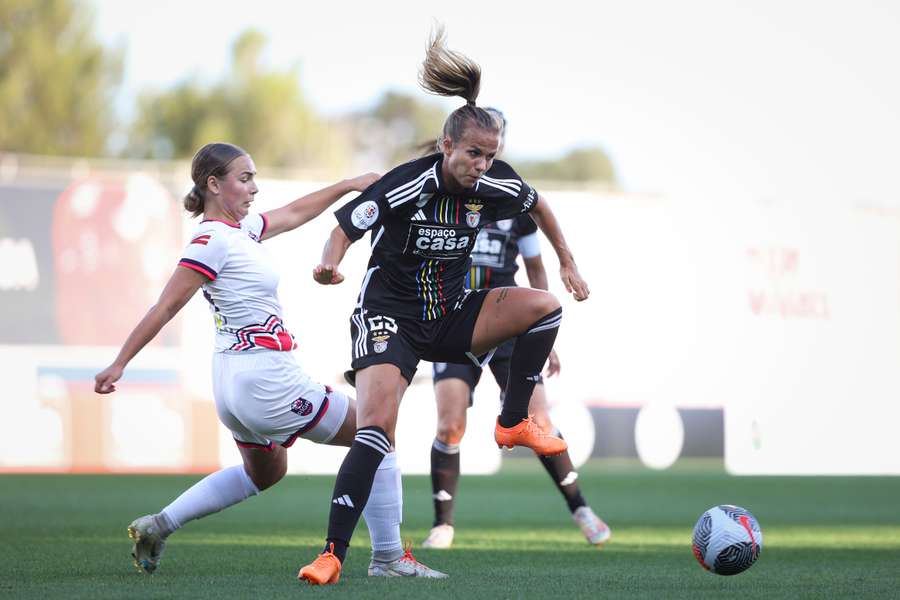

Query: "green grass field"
left=3, top=459, right=899, bottom=599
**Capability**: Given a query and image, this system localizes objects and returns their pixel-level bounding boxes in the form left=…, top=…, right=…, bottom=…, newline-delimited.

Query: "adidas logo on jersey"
left=411, top=210, right=427, bottom=221
left=332, top=494, right=355, bottom=508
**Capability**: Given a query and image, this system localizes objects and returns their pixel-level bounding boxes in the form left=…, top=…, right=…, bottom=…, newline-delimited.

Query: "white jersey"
left=178, top=214, right=296, bottom=353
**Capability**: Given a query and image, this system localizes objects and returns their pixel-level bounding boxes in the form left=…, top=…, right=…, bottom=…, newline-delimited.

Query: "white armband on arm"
left=517, top=232, right=541, bottom=259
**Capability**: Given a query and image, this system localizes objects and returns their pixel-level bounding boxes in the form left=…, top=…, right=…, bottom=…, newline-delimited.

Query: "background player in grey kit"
left=298, top=27, right=589, bottom=585
left=423, top=109, right=611, bottom=549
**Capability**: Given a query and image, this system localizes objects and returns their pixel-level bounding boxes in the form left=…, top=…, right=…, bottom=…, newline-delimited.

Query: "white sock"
left=158, top=465, right=259, bottom=536
left=362, top=451, right=404, bottom=562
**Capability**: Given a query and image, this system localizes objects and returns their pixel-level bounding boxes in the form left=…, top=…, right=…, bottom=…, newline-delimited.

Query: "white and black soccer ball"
left=692, top=505, right=762, bottom=575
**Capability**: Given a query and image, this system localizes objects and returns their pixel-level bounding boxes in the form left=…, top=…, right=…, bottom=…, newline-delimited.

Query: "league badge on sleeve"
left=465, top=202, right=483, bottom=228
left=351, top=201, right=380, bottom=230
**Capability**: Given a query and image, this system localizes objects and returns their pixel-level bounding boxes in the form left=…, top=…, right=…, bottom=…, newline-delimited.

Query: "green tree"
left=128, top=30, right=345, bottom=170
left=0, top=0, right=122, bottom=156
left=514, top=146, right=616, bottom=184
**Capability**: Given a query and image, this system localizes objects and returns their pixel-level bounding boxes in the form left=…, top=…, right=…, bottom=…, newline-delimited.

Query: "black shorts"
left=432, top=339, right=542, bottom=405
left=347, top=289, right=491, bottom=384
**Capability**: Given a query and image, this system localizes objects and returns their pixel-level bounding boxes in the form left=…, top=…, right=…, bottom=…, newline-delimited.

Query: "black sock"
left=499, top=308, right=562, bottom=428
left=324, top=426, right=391, bottom=562
left=430, top=439, right=460, bottom=526
left=537, top=430, right=586, bottom=513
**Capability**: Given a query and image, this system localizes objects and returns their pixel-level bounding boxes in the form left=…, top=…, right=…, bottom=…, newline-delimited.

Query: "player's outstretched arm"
left=94, top=267, right=206, bottom=394
left=529, top=195, right=590, bottom=301
left=313, top=225, right=353, bottom=285
left=261, top=172, right=380, bottom=240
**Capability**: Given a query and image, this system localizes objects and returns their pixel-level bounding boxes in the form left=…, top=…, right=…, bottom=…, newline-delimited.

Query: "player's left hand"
left=547, top=350, right=561, bottom=377
left=560, top=263, right=590, bottom=301
left=546, top=349, right=561, bottom=377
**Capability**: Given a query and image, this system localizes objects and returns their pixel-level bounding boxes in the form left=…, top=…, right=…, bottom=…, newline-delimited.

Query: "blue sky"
left=91, top=0, right=900, bottom=205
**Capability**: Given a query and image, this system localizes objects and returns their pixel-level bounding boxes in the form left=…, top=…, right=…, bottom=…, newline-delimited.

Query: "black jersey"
left=467, top=213, right=538, bottom=289
left=335, top=153, right=538, bottom=321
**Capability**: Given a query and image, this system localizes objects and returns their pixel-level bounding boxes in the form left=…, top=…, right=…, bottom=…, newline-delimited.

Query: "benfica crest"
left=372, top=334, right=390, bottom=353
left=464, top=202, right=483, bottom=228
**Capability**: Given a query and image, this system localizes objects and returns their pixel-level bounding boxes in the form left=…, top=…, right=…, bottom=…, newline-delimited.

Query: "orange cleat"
left=298, top=543, right=342, bottom=585
left=494, top=416, right=568, bottom=456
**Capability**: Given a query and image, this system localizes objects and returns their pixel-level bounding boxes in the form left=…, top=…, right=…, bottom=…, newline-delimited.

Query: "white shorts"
left=212, top=351, right=349, bottom=450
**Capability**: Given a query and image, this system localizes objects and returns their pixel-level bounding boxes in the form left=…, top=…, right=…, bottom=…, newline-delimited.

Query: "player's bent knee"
left=246, top=460, right=286, bottom=491
left=251, top=445, right=289, bottom=491
left=259, top=465, right=287, bottom=491
left=518, top=290, right=561, bottom=326
left=534, top=290, right=561, bottom=315
left=437, top=421, right=466, bottom=445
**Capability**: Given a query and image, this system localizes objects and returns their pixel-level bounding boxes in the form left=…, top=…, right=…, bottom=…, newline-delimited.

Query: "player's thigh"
left=434, top=378, right=471, bottom=443
left=355, top=363, right=408, bottom=440
left=326, top=395, right=358, bottom=447
left=471, top=287, right=560, bottom=355
left=239, top=444, right=287, bottom=491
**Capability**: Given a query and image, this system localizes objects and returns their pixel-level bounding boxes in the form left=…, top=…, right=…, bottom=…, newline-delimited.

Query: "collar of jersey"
left=201, top=218, right=241, bottom=229
left=431, top=153, right=482, bottom=195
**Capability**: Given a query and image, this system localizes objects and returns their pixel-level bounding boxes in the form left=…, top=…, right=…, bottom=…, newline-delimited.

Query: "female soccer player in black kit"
left=422, top=108, right=611, bottom=550
left=298, top=29, right=590, bottom=585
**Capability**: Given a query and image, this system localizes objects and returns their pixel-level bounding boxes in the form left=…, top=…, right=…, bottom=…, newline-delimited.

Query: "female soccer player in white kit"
left=94, top=142, right=445, bottom=580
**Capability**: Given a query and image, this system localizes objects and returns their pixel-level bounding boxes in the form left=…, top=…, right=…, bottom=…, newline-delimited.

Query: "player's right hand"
left=313, top=264, right=345, bottom=285
left=94, top=364, right=123, bottom=394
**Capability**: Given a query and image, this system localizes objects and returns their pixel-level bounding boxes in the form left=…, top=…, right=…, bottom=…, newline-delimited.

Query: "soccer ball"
left=692, top=505, right=762, bottom=575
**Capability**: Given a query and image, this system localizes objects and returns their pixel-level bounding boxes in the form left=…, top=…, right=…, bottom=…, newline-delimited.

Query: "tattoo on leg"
left=495, top=289, right=510, bottom=304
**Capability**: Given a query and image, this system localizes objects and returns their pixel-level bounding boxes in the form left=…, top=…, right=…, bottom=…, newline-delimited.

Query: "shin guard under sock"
left=324, top=426, right=391, bottom=562
left=430, top=438, right=460, bottom=526
left=499, top=308, right=562, bottom=428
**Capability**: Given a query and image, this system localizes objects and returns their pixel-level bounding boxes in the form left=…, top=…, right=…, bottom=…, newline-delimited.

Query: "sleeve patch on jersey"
left=178, top=258, right=217, bottom=280
left=521, top=187, right=537, bottom=212
left=351, top=201, right=379, bottom=230
left=191, top=234, right=211, bottom=245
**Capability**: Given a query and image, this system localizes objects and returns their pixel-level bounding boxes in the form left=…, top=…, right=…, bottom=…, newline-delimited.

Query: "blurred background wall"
left=2, top=158, right=898, bottom=475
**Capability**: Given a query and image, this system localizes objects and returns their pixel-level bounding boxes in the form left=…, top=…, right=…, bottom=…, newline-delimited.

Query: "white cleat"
left=421, top=524, right=455, bottom=549
left=573, top=506, right=611, bottom=546
left=127, top=514, right=167, bottom=573
left=368, top=546, right=449, bottom=578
